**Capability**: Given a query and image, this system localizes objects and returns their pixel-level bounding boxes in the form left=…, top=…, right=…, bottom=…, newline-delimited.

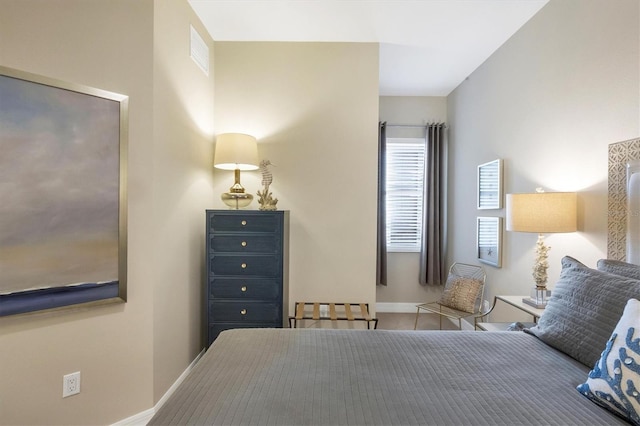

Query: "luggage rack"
left=289, top=302, right=378, bottom=329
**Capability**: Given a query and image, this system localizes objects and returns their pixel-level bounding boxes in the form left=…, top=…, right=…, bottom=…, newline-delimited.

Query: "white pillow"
left=577, top=298, right=640, bottom=425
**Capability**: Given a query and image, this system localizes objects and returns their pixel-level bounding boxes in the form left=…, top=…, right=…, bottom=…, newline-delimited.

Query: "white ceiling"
left=188, top=0, right=549, bottom=96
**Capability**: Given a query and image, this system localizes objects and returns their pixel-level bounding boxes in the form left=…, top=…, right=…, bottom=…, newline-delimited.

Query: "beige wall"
left=152, top=1, right=215, bottom=401
left=0, top=0, right=214, bottom=424
left=377, top=96, right=448, bottom=306
left=213, top=42, right=379, bottom=315
left=447, top=0, right=640, bottom=321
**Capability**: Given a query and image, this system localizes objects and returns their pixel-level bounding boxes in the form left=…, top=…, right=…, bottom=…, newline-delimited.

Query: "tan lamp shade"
left=214, top=133, right=259, bottom=171
left=506, top=192, right=577, bottom=233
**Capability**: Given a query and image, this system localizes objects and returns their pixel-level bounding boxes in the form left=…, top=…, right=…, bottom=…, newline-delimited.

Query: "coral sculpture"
left=532, top=235, right=550, bottom=288
left=257, top=160, right=278, bottom=211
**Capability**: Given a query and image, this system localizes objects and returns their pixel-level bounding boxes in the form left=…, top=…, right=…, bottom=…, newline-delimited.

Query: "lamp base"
left=522, top=287, right=552, bottom=309
left=221, top=192, right=253, bottom=209
left=522, top=298, right=547, bottom=309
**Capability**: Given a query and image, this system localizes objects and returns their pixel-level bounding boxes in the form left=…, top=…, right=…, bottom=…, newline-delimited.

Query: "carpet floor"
left=377, top=312, right=459, bottom=331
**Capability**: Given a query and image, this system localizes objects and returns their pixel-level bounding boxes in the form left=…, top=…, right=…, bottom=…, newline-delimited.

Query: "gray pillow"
left=526, top=256, right=640, bottom=368
left=597, top=258, right=640, bottom=280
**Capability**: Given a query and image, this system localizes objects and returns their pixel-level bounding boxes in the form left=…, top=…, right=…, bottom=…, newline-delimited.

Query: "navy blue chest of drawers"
left=206, top=210, right=289, bottom=346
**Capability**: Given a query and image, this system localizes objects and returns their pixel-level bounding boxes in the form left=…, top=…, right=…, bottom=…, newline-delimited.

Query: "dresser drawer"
left=209, top=213, right=280, bottom=233
left=209, top=234, right=278, bottom=254
left=210, top=278, right=280, bottom=300
left=209, top=254, right=280, bottom=276
left=209, top=301, right=281, bottom=322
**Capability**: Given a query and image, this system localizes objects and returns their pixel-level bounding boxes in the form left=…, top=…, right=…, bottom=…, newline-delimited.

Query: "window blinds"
left=385, top=138, right=425, bottom=252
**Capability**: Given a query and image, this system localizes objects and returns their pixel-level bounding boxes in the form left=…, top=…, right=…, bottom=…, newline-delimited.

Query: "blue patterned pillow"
left=577, top=298, right=640, bottom=425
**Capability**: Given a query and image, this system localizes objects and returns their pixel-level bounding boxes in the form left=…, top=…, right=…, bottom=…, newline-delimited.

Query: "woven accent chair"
left=414, top=263, right=487, bottom=330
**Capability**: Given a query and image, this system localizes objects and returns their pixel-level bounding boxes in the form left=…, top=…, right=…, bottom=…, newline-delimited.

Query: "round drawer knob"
left=241, top=286, right=247, bottom=292
left=240, top=309, right=247, bottom=315
left=241, top=220, right=247, bottom=226
left=241, top=263, right=247, bottom=269
left=241, top=241, right=247, bottom=247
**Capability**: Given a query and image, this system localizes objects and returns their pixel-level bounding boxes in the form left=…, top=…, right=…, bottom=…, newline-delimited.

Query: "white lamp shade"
left=214, top=133, right=259, bottom=171
left=506, top=192, right=577, bottom=233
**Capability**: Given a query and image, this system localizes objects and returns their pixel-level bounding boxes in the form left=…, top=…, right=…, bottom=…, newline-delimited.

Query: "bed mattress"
left=149, top=328, right=626, bottom=425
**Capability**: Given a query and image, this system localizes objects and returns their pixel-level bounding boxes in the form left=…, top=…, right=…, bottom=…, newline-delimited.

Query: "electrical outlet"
left=63, top=371, right=81, bottom=398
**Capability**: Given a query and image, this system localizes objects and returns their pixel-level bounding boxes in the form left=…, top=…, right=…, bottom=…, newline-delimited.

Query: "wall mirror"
left=627, top=161, right=640, bottom=263
left=608, top=138, right=640, bottom=263
left=0, top=66, right=128, bottom=317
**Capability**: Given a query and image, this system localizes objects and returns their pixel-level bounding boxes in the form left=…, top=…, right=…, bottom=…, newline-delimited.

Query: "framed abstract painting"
left=0, top=66, right=128, bottom=316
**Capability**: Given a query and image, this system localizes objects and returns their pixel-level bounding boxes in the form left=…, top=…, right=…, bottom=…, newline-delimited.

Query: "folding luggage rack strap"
left=288, top=302, right=379, bottom=329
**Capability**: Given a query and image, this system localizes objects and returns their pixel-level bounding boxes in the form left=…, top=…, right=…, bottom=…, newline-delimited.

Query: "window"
left=385, top=137, right=425, bottom=252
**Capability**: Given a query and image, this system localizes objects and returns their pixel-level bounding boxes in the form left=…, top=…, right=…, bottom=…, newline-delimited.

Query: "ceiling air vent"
left=190, top=25, right=209, bottom=76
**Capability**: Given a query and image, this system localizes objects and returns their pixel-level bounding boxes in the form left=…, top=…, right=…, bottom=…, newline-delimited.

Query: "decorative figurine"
left=257, top=160, right=278, bottom=211
left=532, top=236, right=550, bottom=288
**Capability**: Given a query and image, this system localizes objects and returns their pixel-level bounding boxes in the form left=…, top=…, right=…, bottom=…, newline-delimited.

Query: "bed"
left=149, top=256, right=640, bottom=425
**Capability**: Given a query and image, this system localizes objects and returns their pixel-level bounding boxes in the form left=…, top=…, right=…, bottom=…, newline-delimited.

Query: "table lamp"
left=506, top=189, right=577, bottom=308
left=214, top=133, right=259, bottom=209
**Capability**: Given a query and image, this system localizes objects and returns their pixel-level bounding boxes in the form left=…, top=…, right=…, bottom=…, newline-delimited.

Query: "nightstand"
left=476, top=295, right=545, bottom=331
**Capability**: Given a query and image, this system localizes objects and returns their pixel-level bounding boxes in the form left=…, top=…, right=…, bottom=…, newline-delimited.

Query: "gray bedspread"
left=149, top=328, right=627, bottom=425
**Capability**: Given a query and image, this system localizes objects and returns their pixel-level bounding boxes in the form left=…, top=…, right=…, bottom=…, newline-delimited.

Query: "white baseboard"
left=376, top=302, right=420, bottom=313
left=111, top=348, right=205, bottom=426
left=111, top=408, right=155, bottom=426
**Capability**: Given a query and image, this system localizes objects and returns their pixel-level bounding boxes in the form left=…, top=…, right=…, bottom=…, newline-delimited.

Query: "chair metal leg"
left=414, top=307, right=420, bottom=330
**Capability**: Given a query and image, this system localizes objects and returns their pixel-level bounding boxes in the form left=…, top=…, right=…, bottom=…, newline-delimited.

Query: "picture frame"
left=477, top=159, right=503, bottom=209
left=0, top=65, right=128, bottom=317
left=477, top=217, right=502, bottom=268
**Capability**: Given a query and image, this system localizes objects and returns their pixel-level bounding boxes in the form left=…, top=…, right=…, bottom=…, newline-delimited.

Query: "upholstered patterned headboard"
left=608, top=137, right=640, bottom=261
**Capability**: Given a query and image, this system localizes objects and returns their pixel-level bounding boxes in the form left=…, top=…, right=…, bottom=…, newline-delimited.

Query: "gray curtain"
left=376, top=122, right=387, bottom=286
left=419, top=123, right=447, bottom=286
